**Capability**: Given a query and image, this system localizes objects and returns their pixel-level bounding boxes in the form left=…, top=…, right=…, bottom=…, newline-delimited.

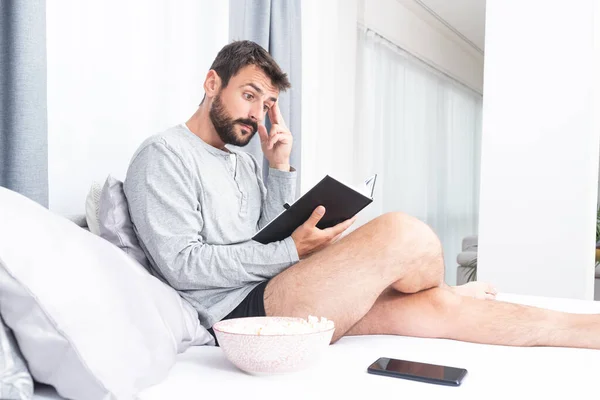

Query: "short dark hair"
left=209, top=40, right=291, bottom=92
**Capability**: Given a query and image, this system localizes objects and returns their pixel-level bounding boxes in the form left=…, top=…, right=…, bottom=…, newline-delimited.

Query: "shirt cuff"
left=283, top=236, right=300, bottom=264
left=268, top=167, right=297, bottom=179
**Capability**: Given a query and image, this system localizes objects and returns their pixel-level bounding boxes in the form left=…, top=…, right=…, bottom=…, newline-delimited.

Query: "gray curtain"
left=229, top=0, right=302, bottom=195
left=0, top=0, right=49, bottom=207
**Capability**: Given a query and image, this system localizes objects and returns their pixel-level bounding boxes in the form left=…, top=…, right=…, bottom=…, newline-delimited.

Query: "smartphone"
left=367, top=357, right=467, bottom=386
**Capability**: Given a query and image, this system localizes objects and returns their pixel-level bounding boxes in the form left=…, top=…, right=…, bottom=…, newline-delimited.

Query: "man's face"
left=209, top=65, right=279, bottom=147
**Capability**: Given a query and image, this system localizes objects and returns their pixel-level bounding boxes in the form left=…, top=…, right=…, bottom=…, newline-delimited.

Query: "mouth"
left=238, top=123, right=253, bottom=134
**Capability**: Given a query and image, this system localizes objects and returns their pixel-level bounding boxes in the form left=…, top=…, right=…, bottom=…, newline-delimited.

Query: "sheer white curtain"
left=354, top=28, right=483, bottom=284
left=300, top=0, right=360, bottom=193
left=47, top=0, right=229, bottom=215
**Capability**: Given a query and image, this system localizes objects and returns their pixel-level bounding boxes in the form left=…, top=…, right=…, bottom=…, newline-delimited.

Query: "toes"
left=484, top=293, right=496, bottom=300
left=453, top=282, right=498, bottom=299
left=486, top=283, right=498, bottom=294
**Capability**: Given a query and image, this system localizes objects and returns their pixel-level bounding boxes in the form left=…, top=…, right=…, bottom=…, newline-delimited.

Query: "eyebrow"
left=243, top=83, right=278, bottom=103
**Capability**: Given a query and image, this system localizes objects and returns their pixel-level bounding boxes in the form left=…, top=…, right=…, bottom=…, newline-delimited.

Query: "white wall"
left=478, top=0, right=600, bottom=299
left=360, top=0, right=484, bottom=95
left=47, top=0, right=229, bottom=216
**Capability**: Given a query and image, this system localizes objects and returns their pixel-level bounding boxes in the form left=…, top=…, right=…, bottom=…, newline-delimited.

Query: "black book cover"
left=252, top=175, right=375, bottom=244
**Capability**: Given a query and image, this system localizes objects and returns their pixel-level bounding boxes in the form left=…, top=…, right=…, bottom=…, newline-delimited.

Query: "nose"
left=249, top=102, right=262, bottom=122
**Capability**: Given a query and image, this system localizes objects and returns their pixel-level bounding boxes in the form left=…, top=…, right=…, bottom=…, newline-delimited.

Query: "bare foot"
left=452, top=282, right=497, bottom=300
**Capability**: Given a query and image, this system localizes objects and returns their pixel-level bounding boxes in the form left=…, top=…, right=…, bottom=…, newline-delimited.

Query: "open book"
left=252, top=174, right=377, bottom=244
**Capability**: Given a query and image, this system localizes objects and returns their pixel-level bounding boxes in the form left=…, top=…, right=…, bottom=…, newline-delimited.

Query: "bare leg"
left=265, top=211, right=600, bottom=348
left=266, top=212, right=451, bottom=342
left=345, top=286, right=600, bottom=349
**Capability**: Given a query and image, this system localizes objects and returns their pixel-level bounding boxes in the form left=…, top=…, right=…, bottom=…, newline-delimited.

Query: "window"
left=354, top=28, right=483, bottom=284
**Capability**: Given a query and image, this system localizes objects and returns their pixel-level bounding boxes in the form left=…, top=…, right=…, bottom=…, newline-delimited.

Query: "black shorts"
left=208, top=280, right=268, bottom=346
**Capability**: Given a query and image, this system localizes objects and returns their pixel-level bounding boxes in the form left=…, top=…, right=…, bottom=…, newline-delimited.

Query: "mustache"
left=234, top=119, right=258, bottom=134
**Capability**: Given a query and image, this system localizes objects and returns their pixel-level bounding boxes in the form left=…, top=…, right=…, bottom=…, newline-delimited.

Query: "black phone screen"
left=367, top=357, right=467, bottom=386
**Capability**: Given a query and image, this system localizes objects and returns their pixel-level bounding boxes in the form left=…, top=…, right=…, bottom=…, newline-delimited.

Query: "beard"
left=209, top=93, right=257, bottom=147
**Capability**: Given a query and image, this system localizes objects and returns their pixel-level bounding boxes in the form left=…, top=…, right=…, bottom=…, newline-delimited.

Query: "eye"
left=243, top=93, right=254, bottom=101
left=263, top=104, right=270, bottom=112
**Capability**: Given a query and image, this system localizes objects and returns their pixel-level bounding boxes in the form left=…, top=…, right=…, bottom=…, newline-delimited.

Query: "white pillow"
left=98, top=175, right=150, bottom=269
left=85, top=181, right=103, bottom=235
left=0, top=316, right=33, bottom=400
left=0, top=187, right=213, bottom=400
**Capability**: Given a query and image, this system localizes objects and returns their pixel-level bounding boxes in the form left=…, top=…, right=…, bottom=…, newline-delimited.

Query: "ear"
left=203, top=70, right=222, bottom=99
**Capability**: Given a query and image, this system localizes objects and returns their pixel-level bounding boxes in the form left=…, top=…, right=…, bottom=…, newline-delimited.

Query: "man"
left=125, top=40, right=600, bottom=349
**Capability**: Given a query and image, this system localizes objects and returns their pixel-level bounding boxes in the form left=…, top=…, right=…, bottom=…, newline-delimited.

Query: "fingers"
left=305, top=206, right=326, bottom=228
left=324, top=216, right=357, bottom=237
left=269, top=101, right=286, bottom=128
left=330, top=232, right=344, bottom=244
left=268, top=132, right=292, bottom=149
left=267, top=124, right=292, bottom=149
left=268, top=131, right=281, bottom=149
left=258, top=124, right=269, bottom=144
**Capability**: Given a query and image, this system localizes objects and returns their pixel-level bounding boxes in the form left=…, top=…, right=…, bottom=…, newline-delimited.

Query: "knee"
left=369, top=212, right=444, bottom=289
left=372, top=212, right=442, bottom=257
left=374, top=212, right=436, bottom=237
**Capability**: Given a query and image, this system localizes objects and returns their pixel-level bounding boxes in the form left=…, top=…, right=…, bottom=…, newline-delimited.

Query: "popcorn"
left=229, top=316, right=335, bottom=335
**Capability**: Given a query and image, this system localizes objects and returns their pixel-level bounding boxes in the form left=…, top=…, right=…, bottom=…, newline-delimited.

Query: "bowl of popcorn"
left=212, top=315, right=335, bottom=374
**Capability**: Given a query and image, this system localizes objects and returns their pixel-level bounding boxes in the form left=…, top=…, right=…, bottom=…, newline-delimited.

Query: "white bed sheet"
left=33, top=293, right=600, bottom=399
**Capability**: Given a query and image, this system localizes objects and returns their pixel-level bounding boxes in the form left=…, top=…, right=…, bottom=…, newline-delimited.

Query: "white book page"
left=337, top=174, right=377, bottom=199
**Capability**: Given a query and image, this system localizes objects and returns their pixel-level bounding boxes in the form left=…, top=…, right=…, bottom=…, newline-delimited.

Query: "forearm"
left=152, top=237, right=299, bottom=291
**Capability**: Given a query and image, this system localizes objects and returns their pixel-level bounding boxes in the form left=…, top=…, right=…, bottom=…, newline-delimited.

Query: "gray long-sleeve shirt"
left=124, top=124, right=299, bottom=328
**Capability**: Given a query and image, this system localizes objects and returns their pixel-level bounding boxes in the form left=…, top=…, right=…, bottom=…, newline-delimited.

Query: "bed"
left=33, top=293, right=600, bottom=400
